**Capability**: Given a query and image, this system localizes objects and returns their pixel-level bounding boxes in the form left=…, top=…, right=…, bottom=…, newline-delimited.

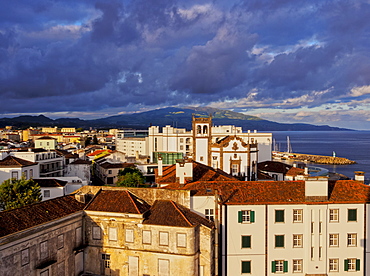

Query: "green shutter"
left=250, top=210, right=255, bottom=223
left=242, top=261, right=251, bottom=273
left=283, top=261, right=288, bottom=272
left=238, top=211, right=243, bottom=223
left=242, top=236, right=251, bottom=248
left=275, top=210, right=284, bottom=222
left=272, top=261, right=276, bottom=273
left=348, top=209, right=357, bottom=221
left=356, top=259, right=360, bottom=271
left=275, top=235, right=284, bottom=247
left=344, top=259, right=349, bottom=271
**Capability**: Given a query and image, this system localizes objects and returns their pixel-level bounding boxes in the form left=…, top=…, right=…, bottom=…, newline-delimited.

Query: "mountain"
left=0, top=107, right=352, bottom=131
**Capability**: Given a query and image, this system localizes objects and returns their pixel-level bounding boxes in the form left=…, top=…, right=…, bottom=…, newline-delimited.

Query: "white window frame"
left=275, top=260, right=284, bottom=272
left=241, top=210, right=251, bottom=223
left=329, top=233, right=339, bottom=247
left=293, top=234, right=303, bottom=248
left=293, top=209, right=303, bottom=223
left=348, top=258, right=356, bottom=272
left=347, top=233, right=357, bottom=247
left=108, top=227, right=118, bottom=241
left=176, top=233, right=187, bottom=248
left=293, top=259, right=302, bottom=273
left=329, top=209, right=339, bottom=222
left=205, top=209, right=214, bottom=221
left=329, top=259, right=339, bottom=272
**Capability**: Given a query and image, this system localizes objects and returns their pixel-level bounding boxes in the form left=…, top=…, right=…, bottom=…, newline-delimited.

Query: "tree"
left=0, top=178, right=42, bottom=210
left=116, top=167, right=145, bottom=187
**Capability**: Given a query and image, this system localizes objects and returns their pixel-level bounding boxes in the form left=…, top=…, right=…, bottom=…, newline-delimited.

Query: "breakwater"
left=273, top=152, right=357, bottom=165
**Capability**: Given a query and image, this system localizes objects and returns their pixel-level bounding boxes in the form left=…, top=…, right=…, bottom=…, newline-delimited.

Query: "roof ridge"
left=170, top=200, right=192, bottom=227
left=126, top=190, right=141, bottom=214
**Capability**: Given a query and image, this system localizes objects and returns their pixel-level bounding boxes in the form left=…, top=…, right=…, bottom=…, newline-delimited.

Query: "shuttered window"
left=241, top=261, right=251, bottom=273
left=275, top=210, right=285, bottom=222
left=241, top=236, right=251, bottom=248
left=238, top=210, right=255, bottom=223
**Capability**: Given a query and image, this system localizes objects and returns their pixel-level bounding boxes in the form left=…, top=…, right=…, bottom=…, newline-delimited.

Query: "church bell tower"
left=192, top=115, right=212, bottom=166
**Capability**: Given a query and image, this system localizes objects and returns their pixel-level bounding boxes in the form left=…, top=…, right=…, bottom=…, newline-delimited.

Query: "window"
left=272, top=260, right=288, bottom=273
left=21, top=248, right=29, bottom=266
left=238, top=210, right=255, bottom=223
left=40, top=269, right=49, bottom=276
left=329, top=234, right=339, bottom=247
left=93, top=226, right=101, bottom=240
left=275, top=210, right=285, bottom=223
left=241, top=236, right=251, bottom=248
left=200, top=156, right=204, bottom=161
left=275, top=235, right=284, bottom=248
left=345, top=258, right=360, bottom=272
left=329, top=209, right=339, bottom=222
left=348, top=209, right=357, bottom=221
left=180, top=145, right=184, bottom=150
left=292, top=259, right=302, bottom=273
left=159, top=231, right=169, bottom=246
left=23, top=170, right=28, bottom=179
left=43, top=190, right=50, bottom=198
left=125, top=229, right=134, bottom=243
left=205, top=209, right=214, bottom=221
left=75, top=227, right=82, bottom=247
left=102, top=254, right=110, bottom=268
left=347, top=233, right=357, bottom=247
left=241, top=261, right=251, bottom=273
left=293, top=209, right=302, bottom=222
left=158, top=259, right=170, bottom=276
left=293, top=234, right=303, bottom=248
left=180, top=138, right=184, bottom=143
left=30, top=169, right=33, bottom=178
left=109, top=227, right=117, bottom=241
left=57, top=234, right=64, bottom=249
left=329, top=259, right=339, bottom=272
left=40, top=241, right=48, bottom=259
left=142, top=230, right=151, bottom=244
left=177, top=233, right=186, bottom=248
left=11, top=171, right=18, bottom=180
left=108, top=170, right=112, bottom=174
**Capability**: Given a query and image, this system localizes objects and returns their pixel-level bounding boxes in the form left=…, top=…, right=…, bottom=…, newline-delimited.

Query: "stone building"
left=0, top=187, right=215, bottom=276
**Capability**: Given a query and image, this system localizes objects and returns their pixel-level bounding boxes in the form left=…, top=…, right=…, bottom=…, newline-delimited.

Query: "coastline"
left=272, top=151, right=356, bottom=165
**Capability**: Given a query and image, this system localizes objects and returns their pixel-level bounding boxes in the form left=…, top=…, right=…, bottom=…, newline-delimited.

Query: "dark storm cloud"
left=1, top=0, right=370, bottom=116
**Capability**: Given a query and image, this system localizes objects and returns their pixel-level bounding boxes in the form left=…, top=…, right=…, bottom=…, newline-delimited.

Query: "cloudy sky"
left=1, top=0, right=370, bottom=129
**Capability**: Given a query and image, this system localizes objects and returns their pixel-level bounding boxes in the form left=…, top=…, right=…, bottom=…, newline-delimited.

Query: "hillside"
left=0, top=107, right=351, bottom=131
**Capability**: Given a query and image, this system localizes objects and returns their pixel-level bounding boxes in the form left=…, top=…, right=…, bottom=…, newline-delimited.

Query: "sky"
left=1, top=0, right=370, bottom=130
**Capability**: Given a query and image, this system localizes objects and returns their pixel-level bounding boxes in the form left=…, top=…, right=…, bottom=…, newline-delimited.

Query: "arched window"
left=197, top=125, right=201, bottom=134
left=203, top=125, right=208, bottom=134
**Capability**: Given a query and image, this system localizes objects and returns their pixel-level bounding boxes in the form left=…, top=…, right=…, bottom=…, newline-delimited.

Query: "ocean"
left=270, top=131, right=370, bottom=180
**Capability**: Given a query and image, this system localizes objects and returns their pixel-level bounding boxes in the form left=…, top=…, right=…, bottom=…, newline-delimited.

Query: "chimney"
left=158, top=156, right=163, bottom=177
left=354, top=171, right=365, bottom=183
left=176, top=159, right=193, bottom=186
left=305, top=176, right=328, bottom=202
left=304, top=166, right=309, bottom=175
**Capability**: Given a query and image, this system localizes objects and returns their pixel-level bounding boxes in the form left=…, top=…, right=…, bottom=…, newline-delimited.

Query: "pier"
left=272, top=152, right=356, bottom=165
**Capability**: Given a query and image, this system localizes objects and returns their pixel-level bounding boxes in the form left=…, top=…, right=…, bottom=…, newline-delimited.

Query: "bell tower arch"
left=192, top=115, right=212, bottom=166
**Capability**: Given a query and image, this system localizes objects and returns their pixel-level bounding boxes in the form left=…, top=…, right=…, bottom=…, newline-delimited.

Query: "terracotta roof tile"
left=143, top=200, right=214, bottom=228
left=0, top=155, right=37, bottom=167
left=86, top=190, right=150, bottom=214
left=0, top=195, right=86, bottom=238
left=156, top=160, right=236, bottom=185
left=286, top=167, right=305, bottom=176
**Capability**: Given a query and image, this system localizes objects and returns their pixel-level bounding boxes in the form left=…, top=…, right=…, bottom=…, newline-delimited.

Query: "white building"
left=115, top=138, right=148, bottom=157
left=0, top=155, right=39, bottom=183
left=163, top=174, right=370, bottom=275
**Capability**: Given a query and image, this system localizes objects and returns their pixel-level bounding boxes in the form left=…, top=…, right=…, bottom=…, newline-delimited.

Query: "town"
left=0, top=116, right=368, bottom=276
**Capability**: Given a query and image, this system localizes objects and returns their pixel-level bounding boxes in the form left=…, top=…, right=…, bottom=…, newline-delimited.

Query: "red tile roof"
left=163, top=180, right=370, bottom=205
left=143, top=200, right=214, bottom=228
left=33, top=178, right=68, bottom=187
left=286, top=167, right=305, bottom=176
left=0, top=155, right=37, bottom=167
left=87, top=150, right=112, bottom=157
left=85, top=190, right=150, bottom=214
left=156, top=160, right=236, bottom=185
left=0, top=195, right=86, bottom=238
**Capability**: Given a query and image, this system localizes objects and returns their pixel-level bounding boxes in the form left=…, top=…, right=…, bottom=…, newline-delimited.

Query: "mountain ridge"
left=0, top=107, right=352, bottom=131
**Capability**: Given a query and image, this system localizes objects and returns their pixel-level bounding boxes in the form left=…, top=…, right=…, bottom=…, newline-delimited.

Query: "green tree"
left=0, top=178, right=42, bottom=210
left=116, top=167, right=145, bottom=187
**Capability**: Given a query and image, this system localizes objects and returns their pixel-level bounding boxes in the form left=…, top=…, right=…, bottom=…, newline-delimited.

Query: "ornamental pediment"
left=212, top=136, right=248, bottom=149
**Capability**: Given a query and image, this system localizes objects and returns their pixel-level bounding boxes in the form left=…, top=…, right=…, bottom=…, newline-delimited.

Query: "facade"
left=116, top=137, right=148, bottom=157
left=11, top=149, right=64, bottom=177
left=35, top=136, right=57, bottom=150
left=65, top=159, right=91, bottom=184
left=162, top=173, right=370, bottom=276
left=0, top=187, right=214, bottom=276
left=0, top=155, right=39, bottom=183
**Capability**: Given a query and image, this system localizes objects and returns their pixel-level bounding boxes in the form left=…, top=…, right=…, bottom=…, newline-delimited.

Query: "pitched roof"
left=85, top=190, right=150, bottom=214
left=164, top=180, right=370, bottom=205
left=0, top=195, right=86, bottom=238
left=100, top=162, right=135, bottom=169
left=143, top=200, right=214, bottom=228
left=70, top=159, right=91, bottom=165
left=0, top=155, right=37, bottom=167
left=87, top=150, right=112, bottom=157
left=55, top=149, right=79, bottom=159
left=156, top=160, right=236, bottom=185
left=33, top=178, right=68, bottom=187
left=36, top=136, right=56, bottom=140
left=257, top=161, right=292, bottom=174
left=286, top=166, right=305, bottom=176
